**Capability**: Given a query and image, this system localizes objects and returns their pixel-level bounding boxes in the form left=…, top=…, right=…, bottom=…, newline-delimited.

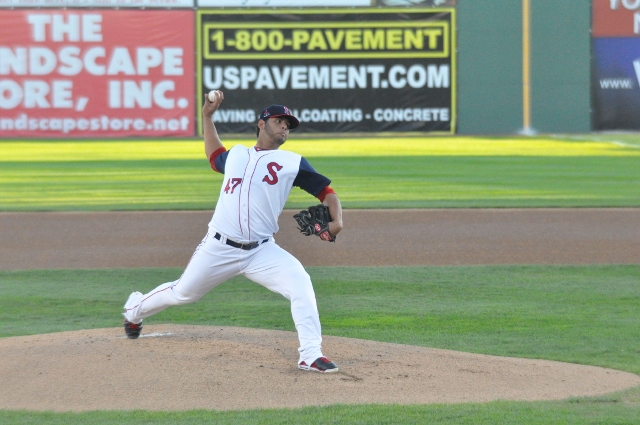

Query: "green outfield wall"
left=457, top=0, right=591, bottom=134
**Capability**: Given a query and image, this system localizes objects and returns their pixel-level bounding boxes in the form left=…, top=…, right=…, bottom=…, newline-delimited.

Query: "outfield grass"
left=1, top=135, right=639, bottom=210
left=1, top=266, right=639, bottom=424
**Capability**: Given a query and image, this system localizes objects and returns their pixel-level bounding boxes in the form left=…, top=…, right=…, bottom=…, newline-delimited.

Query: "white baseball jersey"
left=209, top=145, right=330, bottom=242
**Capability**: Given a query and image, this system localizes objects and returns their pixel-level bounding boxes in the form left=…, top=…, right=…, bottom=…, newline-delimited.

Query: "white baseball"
left=208, top=90, right=219, bottom=102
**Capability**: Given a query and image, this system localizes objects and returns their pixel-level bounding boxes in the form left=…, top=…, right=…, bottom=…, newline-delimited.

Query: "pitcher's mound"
left=1, top=324, right=638, bottom=412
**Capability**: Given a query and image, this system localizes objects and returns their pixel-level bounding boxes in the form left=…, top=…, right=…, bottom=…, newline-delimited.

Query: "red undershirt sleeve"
left=317, top=186, right=336, bottom=202
left=209, top=147, right=227, bottom=172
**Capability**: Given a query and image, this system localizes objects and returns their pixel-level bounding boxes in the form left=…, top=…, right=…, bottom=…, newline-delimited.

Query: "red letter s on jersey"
left=262, top=162, right=283, bottom=185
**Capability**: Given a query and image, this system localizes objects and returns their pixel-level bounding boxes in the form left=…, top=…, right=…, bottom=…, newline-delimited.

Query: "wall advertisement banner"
left=198, top=1, right=372, bottom=6
left=197, top=8, right=456, bottom=135
left=592, top=0, right=640, bottom=36
left=197, top=0, right=455, bottom=6
left=592, top=0, right=640, bottom=130
left=0, top=0, right=195, bottom=9
left=0, top=10, right=195, bottom=137
left=0, top=0, right=454, bottom=8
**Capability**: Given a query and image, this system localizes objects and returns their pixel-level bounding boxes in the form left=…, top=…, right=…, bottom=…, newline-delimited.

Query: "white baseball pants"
left=123, top=231, right=325, bottom=366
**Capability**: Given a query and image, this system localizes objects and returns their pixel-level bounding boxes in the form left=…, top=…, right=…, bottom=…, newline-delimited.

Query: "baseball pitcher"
left=122, top=90, right=343, bottom=373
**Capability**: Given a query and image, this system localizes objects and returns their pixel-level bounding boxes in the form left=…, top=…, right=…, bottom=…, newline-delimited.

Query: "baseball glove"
left=293, top=204, right=336, bottom=242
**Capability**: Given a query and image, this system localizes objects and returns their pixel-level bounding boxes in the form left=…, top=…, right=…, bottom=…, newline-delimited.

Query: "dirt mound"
left=1, top=325, right=639, bottom=412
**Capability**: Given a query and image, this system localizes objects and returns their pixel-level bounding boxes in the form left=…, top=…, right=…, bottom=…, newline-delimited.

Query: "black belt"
left=214, top=232, right=269, bottom=251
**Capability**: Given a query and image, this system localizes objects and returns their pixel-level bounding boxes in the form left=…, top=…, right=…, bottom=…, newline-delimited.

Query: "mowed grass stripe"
left=1, top=155, right=638, bottom=210
left=1, top=135, right=639, bottom=162
left=2, top=398, right=640, bottom=425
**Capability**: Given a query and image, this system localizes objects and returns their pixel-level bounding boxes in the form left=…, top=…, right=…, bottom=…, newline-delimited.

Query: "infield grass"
left=3, top=397, right=640, bottom=425
left=1, top=134, right=639, bottom=211
left=2, top=265, right=639, bottom=373
left=1, top=265, right=639, bottom=424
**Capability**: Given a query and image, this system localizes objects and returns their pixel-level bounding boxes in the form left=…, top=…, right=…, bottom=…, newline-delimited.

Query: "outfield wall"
left=457, top=0, right=591, bottom=135
left=0, top=1, right=613, bottom=136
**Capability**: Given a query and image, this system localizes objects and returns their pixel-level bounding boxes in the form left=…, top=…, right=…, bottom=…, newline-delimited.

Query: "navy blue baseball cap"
left=258, top=105, right=299, bottom=129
